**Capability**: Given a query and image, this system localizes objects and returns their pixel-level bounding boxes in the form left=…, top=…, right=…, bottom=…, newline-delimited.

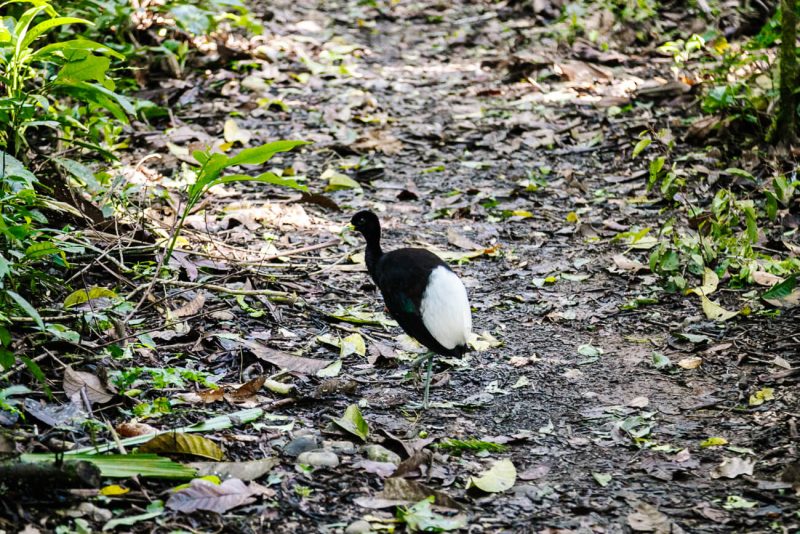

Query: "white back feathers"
left=420, top=266, right=472, bottom=350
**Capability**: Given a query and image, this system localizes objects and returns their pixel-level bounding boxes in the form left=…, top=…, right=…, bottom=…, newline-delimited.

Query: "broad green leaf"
left=632, top=137, right=651, bottom=159
left=323, top=168, right=362, bottom=191
left=686, top=267, right=718, bottom=297
left=467, top=458, right=516, bottom=493
left=52, top=157, right=100, bottom=190
left=211, top=171, right=307, bottom=192
left=32, top=38, right=125, bottom=61
left=332, top=404, right=369, bottom=441
left=56, top=54, right=110, bottom=84
left=24, top=241, right=61, bottom=260
left=762, top=275, right=799, bottom=308
left=170, top=4, right=212, bottom=35
left=6, top=290, right=43, bottom=328
left=700, top=296, right=738, bottom=321
left=139, top=432, right=224, bottom=460
left=221, top=140, right=310, bottom=170
left=20, top=453, right=195, bottom=479
left=21, top=17, right=91, bottom=50
left=63, top=287, right=118, bottom=308
left=0, top=150, right=37, bottom=186
left=397, top=497, right=467, bottom=532
left=700, top=437, right=728, bottom=448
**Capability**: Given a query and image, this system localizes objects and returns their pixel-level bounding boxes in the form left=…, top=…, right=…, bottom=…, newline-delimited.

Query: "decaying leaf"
left=677, top=357, right=702, bottom=369
left=170, top=292, right=206, bottom=319
left=467, top=458, right=516, bottom=493
left=240, top=339, right=332, bottom=374
left=167, top=478, right=256, bottom=513
left=762, top=274, right=800, bottom=308
left=139, top=433, right=224, bottom=461
left=63, top=366, right=113, bottom=405
left=397, top=497, right=467, bottom=532
left=381, top=478, right=462, bottom=510
left=710, top=457, right=755, bottom=479
left=748, top=387, right=774, bottom=406
left=627, top=501, right=673, bottom=533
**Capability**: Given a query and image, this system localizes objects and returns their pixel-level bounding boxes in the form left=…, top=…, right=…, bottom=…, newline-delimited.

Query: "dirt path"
left=7, top=1, right=798, bottom=532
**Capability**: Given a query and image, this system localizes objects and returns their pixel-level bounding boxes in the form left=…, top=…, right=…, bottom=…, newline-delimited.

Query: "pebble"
left=283, top=436, right=320, bottom=457
left=364, top=444, right=401, bottom=465
left=325, top=440, right=357, bottom=455
left=345, top=519, right=372, bottom=534
left=297, top=450, right=340, bottom=468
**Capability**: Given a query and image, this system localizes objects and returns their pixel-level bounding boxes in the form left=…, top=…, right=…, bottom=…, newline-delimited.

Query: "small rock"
left=345, top=519, right=372, bottom=534
left=283, top=436, right=320, bottom=457
left=364, top=444, right=401, bottom=465
left=325, top=440, right=357, bottom=455
left=297, top=450, right=339, bottom=468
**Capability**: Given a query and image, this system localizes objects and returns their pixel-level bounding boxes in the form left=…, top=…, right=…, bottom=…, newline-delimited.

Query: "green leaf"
left=577, top=344, right=603, bottom=358
left=102, top=501, right=165, bottom=530
left=20, top=355, right=50, bottom=395
left=397, top=497, right=467, bottom=532
left=21, top=17, right=91, bottom=51
left=0, top=348, right=15, bottom=370
left=24, top=241, right=61, bottom=260
left=219, top=140, right=310, bottom=171
left=686, top=267, right=718, bottom=297
left=651, top=352, right=671, bottom=369
left=32, top=38, right=125, bottom=61
left=56, top=54, right=110, bottom=84
left=592, top=472, right=612, bottom=487
left=323, top=168, right=362, bottom=191
left=332, top=404, right=369, bottom=441
left=762, top=275, right=799, bottom=308
left=467, top=458, right=516, bottom=493
left=6, top=290, right=43, bottom=328
left=700, top=436, right=728, bottom=448
left=19, top=453, right=195, bottom=479
left=170, top=4, right=212, bottom=35
left=211, top=171, right=307, bottom=192
left=723, top=495, right=758, bottom=510
left=52, top=157, right=100, bottom=190
left=0, top=150, right=37, bottom=186
left=632, top=136, right=651, bottom=159
left=63, top=287, right=118, bottom=308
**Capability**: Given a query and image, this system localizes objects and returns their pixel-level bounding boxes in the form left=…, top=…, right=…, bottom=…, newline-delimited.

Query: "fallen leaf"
left=240, top=339, right=332, bottom=374
left=627, top=501, right=672, bottom=533
left=332, top=404, right=369, bottom=441
left=446, top=228, right=481, bottom=250
left=170, top=293, right=206, bottom=319
left=223, top=119, right=252, bottom=146
left=139, top=433, right=224, bottom=460
left=710, top=457, right=755, bottom=479
left=226, top=376, right=266, bottom=402
left=700, top=437, right=728, bottom=448
left=189, top=458, right=278, bottom=481
left=380, top=478, right=462, bottom=510
left=397, top=496, right=467, bottom=532
left=687, top=268, right=719, bottom=297
left=762, top=274, right=800, bottom=308
left=167, top=478, right=256, bottom=513
left=700, top=296, right=738, bottom=321
left=63, top=366, right=113, bottom=405
left=116, top=422, right=158, bottom=437
left=748, top=387, right=774, bottom=406
left=677, top=357, right=702, bottom=369
left=467, top=458, right=516, bottom=493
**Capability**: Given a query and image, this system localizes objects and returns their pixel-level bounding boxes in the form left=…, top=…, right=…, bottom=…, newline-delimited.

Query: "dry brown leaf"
left=240, top=339, right=333, bottom=374
left=446, top=227, right=481, bottom=251
left=612, top=254, right=645, bottom=272
left=226, top=376, right=267, bottom=402
left=751, top=270, right=783, bottom=286
left=116, top=421, right=158, bottom=437
left=710, top=457, right=755, bottom=479
left=351, top=129, right=404, bottom=155
left=171, top=292, right=206, bottom=319
left=677, top=357, right=702, bottom=369
left=166, top=478, right=256, bottom=513
left=63, top=366, right=113, bottom=405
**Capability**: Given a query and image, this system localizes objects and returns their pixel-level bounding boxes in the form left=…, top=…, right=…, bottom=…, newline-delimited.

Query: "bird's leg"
left=422, top=353, right=434, bottom=409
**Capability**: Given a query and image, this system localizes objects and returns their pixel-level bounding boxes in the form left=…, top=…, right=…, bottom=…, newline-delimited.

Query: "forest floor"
left=4, top=1, right=799, bottom=533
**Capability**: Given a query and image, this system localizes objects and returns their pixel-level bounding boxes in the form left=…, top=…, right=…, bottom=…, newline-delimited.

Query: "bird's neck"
left=363, top=231, right=383, bottom=282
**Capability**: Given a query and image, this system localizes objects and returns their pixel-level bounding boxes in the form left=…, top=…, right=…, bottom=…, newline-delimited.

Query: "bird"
left=349, top=210, right=472, bottom=408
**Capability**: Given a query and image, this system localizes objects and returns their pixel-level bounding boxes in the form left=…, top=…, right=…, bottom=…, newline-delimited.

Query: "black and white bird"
left=350, top=210, right=472, bottom=407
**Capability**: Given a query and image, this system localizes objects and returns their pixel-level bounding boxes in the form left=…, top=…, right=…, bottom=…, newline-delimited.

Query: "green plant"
left=162, top=140, right=310, bottom=268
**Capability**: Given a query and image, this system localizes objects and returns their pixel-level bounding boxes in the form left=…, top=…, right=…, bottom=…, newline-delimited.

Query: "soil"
left=3, top=1, right=799, bottom=533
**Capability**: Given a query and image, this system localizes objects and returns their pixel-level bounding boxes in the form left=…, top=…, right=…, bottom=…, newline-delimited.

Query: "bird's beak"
left=345, top=223, right=355, bottom=232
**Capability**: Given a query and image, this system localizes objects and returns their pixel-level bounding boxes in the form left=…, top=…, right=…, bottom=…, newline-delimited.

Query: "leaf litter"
left=5, top=1, right=800, bottom=533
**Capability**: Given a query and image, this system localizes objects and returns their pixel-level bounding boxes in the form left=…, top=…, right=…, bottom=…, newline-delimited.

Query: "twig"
left=158, top=279, right=299, bottom=299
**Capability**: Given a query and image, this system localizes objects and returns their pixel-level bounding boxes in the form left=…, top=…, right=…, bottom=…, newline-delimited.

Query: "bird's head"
left=349, top=210, right=381, bottom=239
